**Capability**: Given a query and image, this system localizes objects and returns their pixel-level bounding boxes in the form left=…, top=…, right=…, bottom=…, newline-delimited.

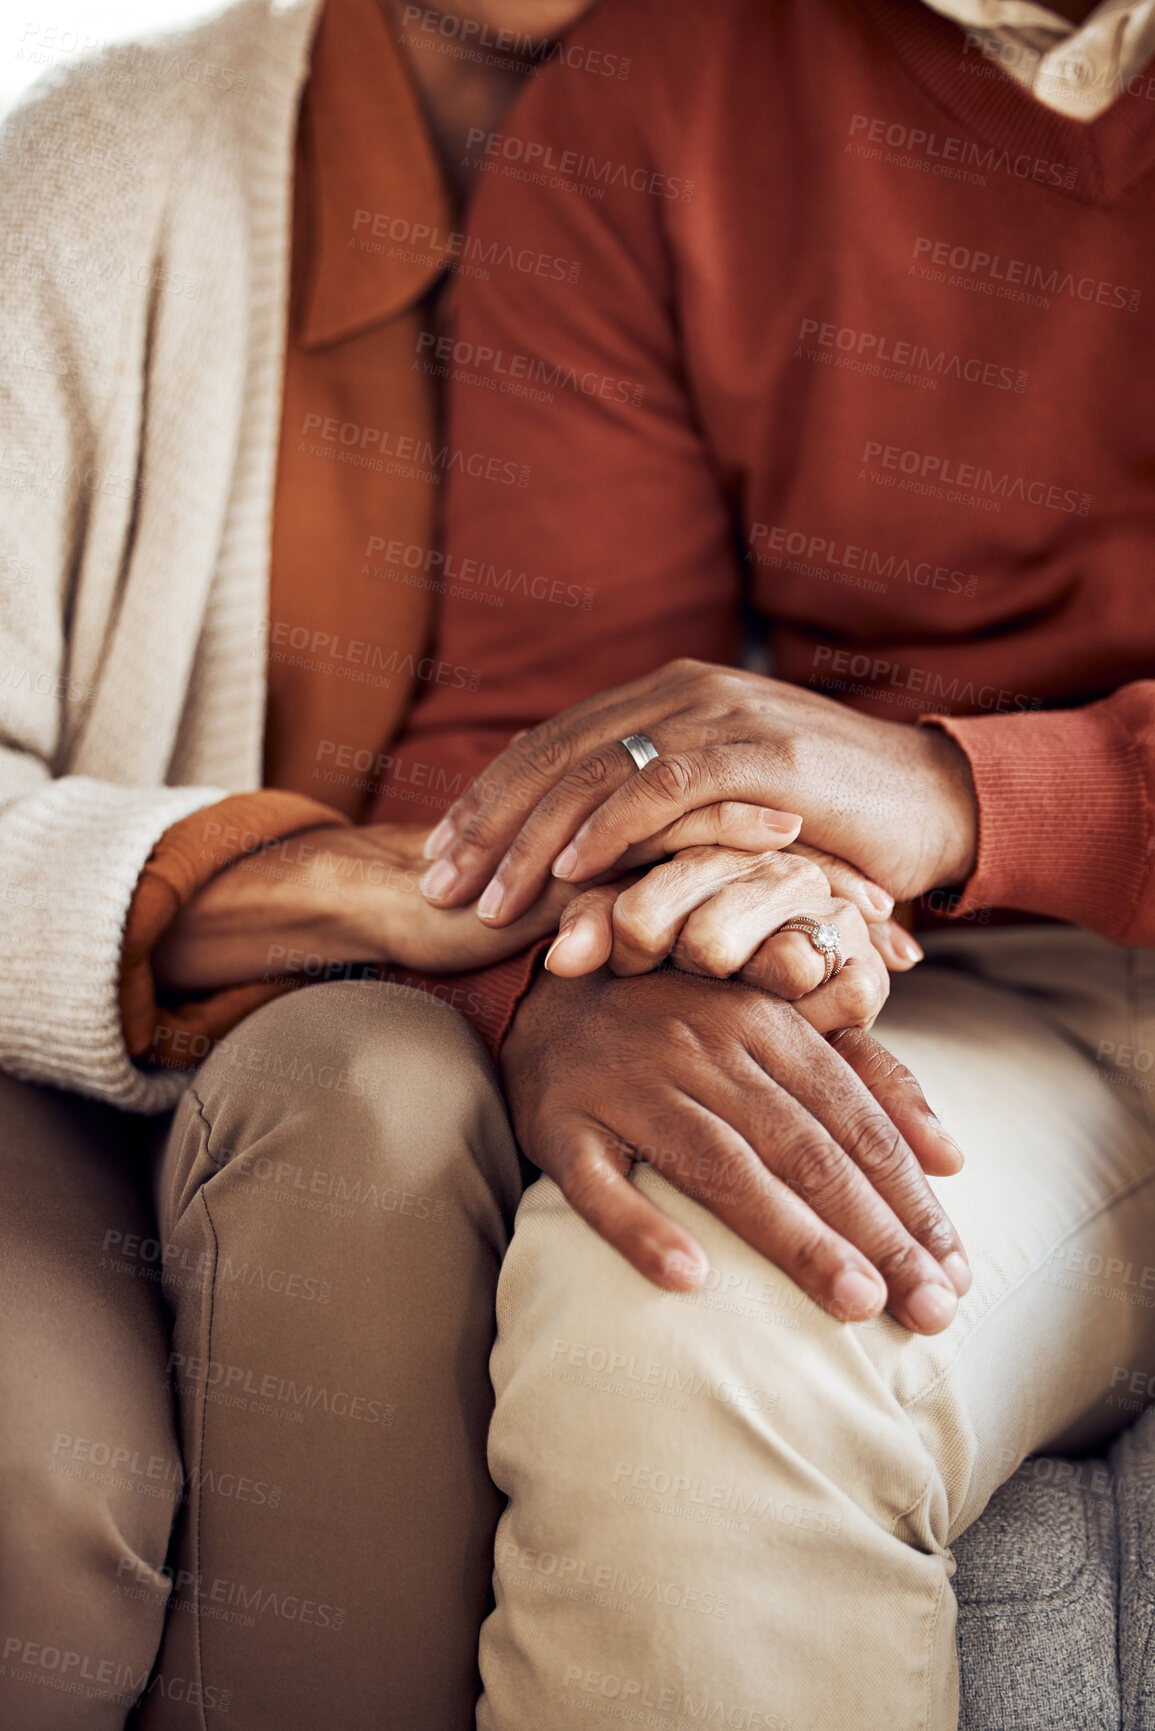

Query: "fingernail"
left=929, top=1116, right=965, bottom=1165
left=423, top=818, right=455, bottom=860
left=543, top=930, right=571, bottom=972
left=760, top=809, right=804, bottom=834
left=906, top=1283, right=957, bottom=1333
left=864, top=884, right=895, bottom=917
left=942, top=1252, right=972, bottom=1297
left=553, top=844, right=579, bottom=880
left=892, top=928, right=924, bottom=965
left=662, top=1250, right=707, bottom=1289
left=477, top=879, right=505, bottom=921
left=829, top=1268, right=883, bottom=1322
left=420, top=859, right=458, bottom=902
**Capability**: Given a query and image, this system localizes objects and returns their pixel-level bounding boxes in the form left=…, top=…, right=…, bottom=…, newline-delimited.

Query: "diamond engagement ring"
left=619, top=733, right=660, bottom=770
left=777, top=916, right=845, bottom=986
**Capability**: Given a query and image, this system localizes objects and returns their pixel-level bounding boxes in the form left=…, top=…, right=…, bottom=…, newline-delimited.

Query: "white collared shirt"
left=922, top=0, right=1155, bottom=115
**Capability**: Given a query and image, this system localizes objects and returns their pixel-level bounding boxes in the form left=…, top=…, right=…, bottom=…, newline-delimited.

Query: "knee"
left=166, top=983, right=519, bottom=1230
left=0, top=1447, right=177, bottom=1648
left=492, top=1171, right=943, bottom=1547
left=198, top=979, right=495, bottom=1123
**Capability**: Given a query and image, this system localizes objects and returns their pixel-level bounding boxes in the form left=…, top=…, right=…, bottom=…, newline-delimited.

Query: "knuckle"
left=874, top=1237, right=928, bottom=1288
left=445, top=788, right=478, bottom=824
left=716, top=800, right=750, bottom=830
left=613, top=913, right=666, bottom=960
left=827, top=1025, right=861, bottom=1056
left=831, top=1029, right=918, bottom=1095
left=456, top=806, right=501, bottom=853
left=907, top=1204, right=956, bottom=1259
left=767, top=963, right=813, bottom=1002
left=560, top=1148, right=619, bottom=1218
left=658, top=1010, right=713, bottom=1059
left=655, top=1012, right=707, bottom=1058
left=777, top=1136, right=847, bottom=1204
left=612, top=884, right=669, bottom=950
left=747, top=852, right=788, bottom=888
left=470, top=765, right=517, bottom=815
left=791, top=858, right=828, bottom=895
left=703, top=1149, right=759, bottom=1210
left=835, top=969, right=886, bottom=1028
left=744, top=987, right=798, bottom=1043
left=785, top=1226, right=834, bottom=1286
left=836, top=901, right=872, bottom=945
left=643, top=753, right=698, bottom=805
left=752, top=939, right=816, bottom=997
left=526, top=730, right=579, bottom=782
left=684, top=658, right=738, bottom=698
left=498, top=826, right=540, bottom=872
left=568, top=748, right=619, bottom=796
left=666, top=655, right=708, bottom=685
left=673, top=927, right=734, bottom=978
left=888, top=1057, right=930, bottom=1106
left=846, top=1116, right=910, bottom=1184
left=564, top=887, right=604, bottom=922
left=654, top=1135, right=747, bottom=1208
left=766, top=732, right=804, bottom=782
left=719, top=668, right=750, bottom=700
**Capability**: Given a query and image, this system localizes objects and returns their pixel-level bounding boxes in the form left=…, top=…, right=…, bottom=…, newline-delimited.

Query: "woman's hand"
left=543, top=840, right=920, bottom=1035
left=417, top=658, right=978, bottom=921
left=153, top=822, right=578, bottom=993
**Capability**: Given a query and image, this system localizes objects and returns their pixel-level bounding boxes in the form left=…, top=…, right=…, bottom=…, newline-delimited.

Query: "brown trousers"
left=0, top=982, right=522, bottom=1730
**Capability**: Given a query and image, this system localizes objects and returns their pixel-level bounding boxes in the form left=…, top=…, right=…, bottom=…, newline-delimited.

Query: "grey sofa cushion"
left=953, top=1457, right=1119, bottom=1730
left=1111, top=1406, right=1155, bottom=1731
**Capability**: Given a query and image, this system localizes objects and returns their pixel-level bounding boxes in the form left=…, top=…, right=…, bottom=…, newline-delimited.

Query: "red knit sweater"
left=371, top=0, right=1155, bottom=1045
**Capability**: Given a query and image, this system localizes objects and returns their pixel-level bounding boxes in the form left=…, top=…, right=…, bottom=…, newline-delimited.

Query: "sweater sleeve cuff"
left=379, top=938, right=551, bottom=1065
left=917, top=704, right=1149, bottom=938
left=120, top=791, right=351, bottom=1069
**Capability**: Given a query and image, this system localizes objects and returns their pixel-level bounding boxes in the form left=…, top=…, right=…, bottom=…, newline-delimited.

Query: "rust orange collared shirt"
left=121, top=0, right=455, bottom=1064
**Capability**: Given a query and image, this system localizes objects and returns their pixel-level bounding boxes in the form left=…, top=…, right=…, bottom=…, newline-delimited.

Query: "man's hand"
left=502, top=964, right=971, bottom=1333
left=417, top=659, right=979, bottom=921
left=153, top=822, right=576, bottom=992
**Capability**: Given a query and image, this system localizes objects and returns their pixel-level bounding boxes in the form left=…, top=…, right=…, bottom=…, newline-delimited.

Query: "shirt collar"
left=295, top=0, right=453, bottom=348
left=922, top=0, right=1152, bottom=39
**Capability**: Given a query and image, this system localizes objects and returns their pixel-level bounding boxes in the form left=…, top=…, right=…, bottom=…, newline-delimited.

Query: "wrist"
left=504, top=959, right=604, bottom=1070
left=154, top=826, right=388, bottom=990
left=917, top=725, right=979, bottom=892
left=290, top=828, right=401, bottom=963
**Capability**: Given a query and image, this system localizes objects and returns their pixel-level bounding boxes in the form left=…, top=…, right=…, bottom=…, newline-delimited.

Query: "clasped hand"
left=545, top=816, right=917, bottom=1038
left=420, top=661, right=978, bottom=1334
left=503, top=807, right=969, bottom=1335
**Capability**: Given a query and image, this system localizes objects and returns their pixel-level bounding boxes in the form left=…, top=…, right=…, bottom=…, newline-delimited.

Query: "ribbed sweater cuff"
left=919, top=705, right=1149, bottom=937
left=121, top=790, right=351, bottom=1070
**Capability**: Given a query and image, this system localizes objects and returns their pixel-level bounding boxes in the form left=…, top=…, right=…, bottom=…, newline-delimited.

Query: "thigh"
left=143, top=981, right=523, bottom=1731
left=478, top=928, right=1155, bottom=1731
left=0, top=1071, right=181, bottom=1731
left=868, top=926, right=1155, bottom=1520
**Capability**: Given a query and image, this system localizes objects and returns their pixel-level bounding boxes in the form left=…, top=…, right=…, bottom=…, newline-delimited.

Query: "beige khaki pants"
left=480, top=929, right=1155, bottom=1731
left=0, top=981, right=522, bottom=1731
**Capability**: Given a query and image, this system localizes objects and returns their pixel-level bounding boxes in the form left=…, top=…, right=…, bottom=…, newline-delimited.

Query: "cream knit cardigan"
left=0, top=0, right=325, bottom=1111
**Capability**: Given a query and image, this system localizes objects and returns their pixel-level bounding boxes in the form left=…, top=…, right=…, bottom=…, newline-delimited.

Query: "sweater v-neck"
left=861, top=0, right=1155, bottom=204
